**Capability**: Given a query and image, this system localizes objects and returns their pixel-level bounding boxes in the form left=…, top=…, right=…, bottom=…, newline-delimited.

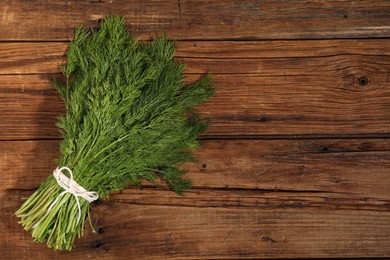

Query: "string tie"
left=48, top=166, right=99, bottom=224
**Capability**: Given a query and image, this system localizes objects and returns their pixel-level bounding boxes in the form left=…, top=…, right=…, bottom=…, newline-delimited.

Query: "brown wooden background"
left=1, top=0, right=390, bottom=259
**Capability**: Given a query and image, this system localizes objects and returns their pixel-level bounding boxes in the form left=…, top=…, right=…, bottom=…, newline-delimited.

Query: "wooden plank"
left=1, top=68, right=390, bottom=139
left=0, top=74, right=63, bottom=140
left=110, top=188, right=390, bottom=212
left=178, top=39, right=390, bottom=58
left=0, top=42, right=66, bottom=75
left=2, top=139, right=390, bottom=201
left=3, top=136, right=390, bottom=255
left=2, top=139, right=390, bottom=258
left=2, top=39, right=390, bottom=75
left=1, top=40, right=389, bottom=139
left=0, top=1, right=390, bottom=41
left=2, top=190, right=390, bottom=259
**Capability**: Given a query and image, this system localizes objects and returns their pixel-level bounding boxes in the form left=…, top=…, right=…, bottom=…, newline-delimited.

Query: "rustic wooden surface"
left=1, top=0, right=390, bottom=259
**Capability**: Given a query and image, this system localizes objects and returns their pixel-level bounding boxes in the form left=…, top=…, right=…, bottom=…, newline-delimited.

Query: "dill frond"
left=15, top=15, right=213, bottom=250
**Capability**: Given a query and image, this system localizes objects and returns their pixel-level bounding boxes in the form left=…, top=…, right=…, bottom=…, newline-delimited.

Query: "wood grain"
left=1, top=68, right=390, bottom=139
left=3, top=139, right=389, bottom=258
left=2, top=139, right=390, bottom=200
left=2, top=40, right=390, bottom=75
left=1, top=0, right=390, bottom=41
left=2, top=190, right=390, bottom=259
left=1, top=1, right=390, bottom=258
left=1, top=40, right=389, bottom=139
left=4, top=138, right=389, bottom=258
left=0, top=74, right=63, bottom=140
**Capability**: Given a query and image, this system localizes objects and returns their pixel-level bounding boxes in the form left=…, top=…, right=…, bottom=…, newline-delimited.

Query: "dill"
left=15, top=16, right=213, bottom=250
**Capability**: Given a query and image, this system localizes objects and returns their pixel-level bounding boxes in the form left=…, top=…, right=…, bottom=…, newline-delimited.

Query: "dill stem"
left=78, top=133, right=130, bottom=175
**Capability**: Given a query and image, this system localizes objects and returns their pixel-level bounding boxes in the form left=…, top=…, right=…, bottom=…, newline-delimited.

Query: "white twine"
left=48, top=166, right=99, bottom=224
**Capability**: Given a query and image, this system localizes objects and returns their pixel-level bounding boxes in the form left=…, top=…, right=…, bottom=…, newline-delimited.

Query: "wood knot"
left=262, top=236, right=277, bottom=243
left=198, top=163, right=207, bottom=170
left=97, top=227, right=105, bottom=234
left=90, top=240, right=109, bottom=252
left=358, top=76, right=368, bottom=86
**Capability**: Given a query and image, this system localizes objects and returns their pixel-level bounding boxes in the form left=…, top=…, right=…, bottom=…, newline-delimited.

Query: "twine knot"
left=48, top=167, right=99, bottom=224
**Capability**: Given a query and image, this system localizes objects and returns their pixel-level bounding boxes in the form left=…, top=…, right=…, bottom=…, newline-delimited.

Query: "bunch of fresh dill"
left=15, top=16, right=213, bottom=251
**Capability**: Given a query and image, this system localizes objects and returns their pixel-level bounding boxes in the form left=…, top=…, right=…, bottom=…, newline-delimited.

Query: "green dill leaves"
left=15, top=15, right=213, bottom=250
left=57, top=15, right=213, bottom=196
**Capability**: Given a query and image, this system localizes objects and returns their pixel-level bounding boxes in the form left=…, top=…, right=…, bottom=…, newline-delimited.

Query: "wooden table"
left=1, top=1, right=390, bottom=259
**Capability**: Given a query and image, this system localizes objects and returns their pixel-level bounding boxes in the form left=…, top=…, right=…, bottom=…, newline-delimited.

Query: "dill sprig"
left=15, top=16, right=213, bottom=250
